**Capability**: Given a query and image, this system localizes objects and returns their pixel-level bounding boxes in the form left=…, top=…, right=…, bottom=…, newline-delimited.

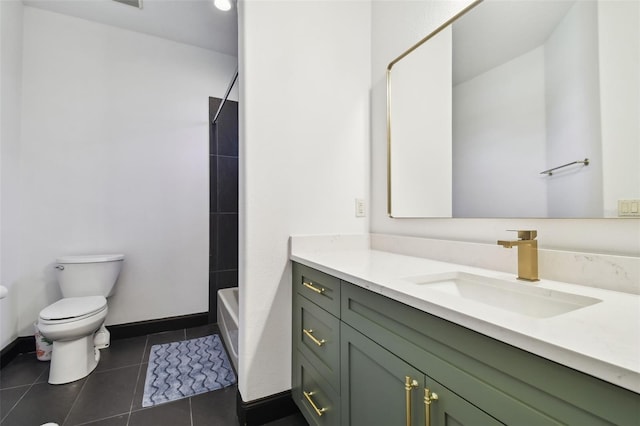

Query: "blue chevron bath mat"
left=142, top=334, right=236, bottom=407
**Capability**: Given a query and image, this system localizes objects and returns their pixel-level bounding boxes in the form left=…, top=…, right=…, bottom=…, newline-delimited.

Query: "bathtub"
left=217, top=287, right=238, bottom=370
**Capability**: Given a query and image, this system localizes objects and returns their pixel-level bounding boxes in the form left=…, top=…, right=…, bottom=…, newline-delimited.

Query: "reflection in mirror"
left=387, top=0, right=639, bottom=218
left=387, top=25, right=453, bottom=217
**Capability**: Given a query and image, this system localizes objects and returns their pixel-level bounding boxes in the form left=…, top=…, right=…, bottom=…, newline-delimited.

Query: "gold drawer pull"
left=303, top=390, right=326, bottom=417
left=303, top=328, right=326, bottom=346
left=405, top=376, right=419, bottom=426
left=303, top=281, right=325, bottom=294
left=424, top=388, right=439, bottom=426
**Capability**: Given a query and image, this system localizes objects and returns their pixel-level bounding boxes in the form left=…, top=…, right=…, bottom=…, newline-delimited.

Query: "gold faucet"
left=497, top=230, right=539, bottom=282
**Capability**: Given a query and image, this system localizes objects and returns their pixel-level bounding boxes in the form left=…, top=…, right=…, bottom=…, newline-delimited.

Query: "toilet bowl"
left=37, top=254, right=124, bottom=384
left=38, top=296, right=108, bottom=384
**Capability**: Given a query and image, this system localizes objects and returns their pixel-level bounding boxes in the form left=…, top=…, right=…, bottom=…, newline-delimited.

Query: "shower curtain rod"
left=212, top=67, right=238, bottom=125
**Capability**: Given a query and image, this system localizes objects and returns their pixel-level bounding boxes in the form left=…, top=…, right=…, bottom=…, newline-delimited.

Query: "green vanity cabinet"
left=292, top=263, right=342, bottom=425
left=341, top=322, right=503, bottom=426
left=292, top=262, right=640, bottom=425
left=294, top=293, right=341, bottom=392
left=293, top=261, right=340, bottom=316
left=293, top=350, right=341, bottom=426
left=340, top=322, right=426, bottom=426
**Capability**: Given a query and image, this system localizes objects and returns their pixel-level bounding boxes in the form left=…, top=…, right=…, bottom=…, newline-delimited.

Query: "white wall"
left=0, top=0, right=24, bottom=350
left=371, top=0, right=640, bottom=256
left=599, top=0, right=640, bottom=217
left=453, top=46, right=547, bottom=218
left=238, top=0, right=370, bottom=402
left=545, top=0, right=603, bottom=218
left=8, top=7, right=237, bottom=341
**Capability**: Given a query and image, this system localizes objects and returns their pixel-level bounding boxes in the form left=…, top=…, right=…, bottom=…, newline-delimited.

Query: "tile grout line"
left=0, top=359, right=49, bottom=424
left=0, top=384, right=31, bottom=423
left=126, top=336, right=149, bottom=426
left=95, top=362, right=147, bottom=374
left=61, top=374, right=91, bottom=426
left=74, top=412, right=130, bottom=426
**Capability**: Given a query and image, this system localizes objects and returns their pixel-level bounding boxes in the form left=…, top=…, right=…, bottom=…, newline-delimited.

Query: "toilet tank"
left=55, top=254, right=125, bottom=298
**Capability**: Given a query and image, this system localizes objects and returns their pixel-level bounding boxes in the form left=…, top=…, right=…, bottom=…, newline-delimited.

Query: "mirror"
left=387, top=0, right=639, bottom=218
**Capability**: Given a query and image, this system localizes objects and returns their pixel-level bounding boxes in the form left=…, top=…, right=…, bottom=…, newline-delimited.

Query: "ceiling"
left=22, top=0, right=238, bottom=57
left=453, top=0, right=575, bottom=84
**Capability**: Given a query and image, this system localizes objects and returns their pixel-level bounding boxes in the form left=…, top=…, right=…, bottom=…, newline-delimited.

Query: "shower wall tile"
left=217, top=156, right=238, bottom=213
left=209, top=97, right=238, bottom=322
left=215, top=270, right=238, bottom=290
left=209, top=98, right=222, bottom=155
left=210, top=212, right=239, bottom=271
left=217, top=102, right=238, bottom=157
left=215, top=213, right=238, bottom=271
left=209, top=272, right=217, bottom=322
left=209, top=155, right=218, bottom=213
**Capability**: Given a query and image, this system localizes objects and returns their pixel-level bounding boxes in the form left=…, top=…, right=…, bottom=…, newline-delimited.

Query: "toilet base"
left=94, top=324, right=110, bottom=349
left=48, top=334, right=100, bottom=385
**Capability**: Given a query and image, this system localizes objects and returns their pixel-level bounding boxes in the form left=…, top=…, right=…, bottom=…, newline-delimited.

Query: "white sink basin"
left=404, top=272, right=601, bottom=318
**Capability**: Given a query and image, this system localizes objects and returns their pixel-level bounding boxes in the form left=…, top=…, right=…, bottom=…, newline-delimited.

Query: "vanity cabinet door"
left=293, top=351, right=341, bottom=426
left=341, top=323, right=503, bottom=426
left=341, top=322, right=425, bottom=426
left=424, top=377, right=503, bottom=426
left=293, top=292, right=341, bottom=392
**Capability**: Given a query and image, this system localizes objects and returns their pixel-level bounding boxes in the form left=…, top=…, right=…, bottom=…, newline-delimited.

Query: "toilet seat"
left=56, top=254, right=124, bottom=264
left=40, top=296, right=107, bottom=324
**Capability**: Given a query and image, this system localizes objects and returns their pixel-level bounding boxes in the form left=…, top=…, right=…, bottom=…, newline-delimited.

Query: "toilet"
left=38, top=254, right=124, bottom=384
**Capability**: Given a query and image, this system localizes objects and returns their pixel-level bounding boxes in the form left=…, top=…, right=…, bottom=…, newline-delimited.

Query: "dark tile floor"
left=0, top=325, right=307, bottom=426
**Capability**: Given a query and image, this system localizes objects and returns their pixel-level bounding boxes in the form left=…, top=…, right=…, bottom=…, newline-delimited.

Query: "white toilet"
left=38, top=254, right=124, bottom=384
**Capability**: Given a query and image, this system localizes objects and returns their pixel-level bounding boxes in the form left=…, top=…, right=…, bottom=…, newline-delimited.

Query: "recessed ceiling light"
left=214, top=0, right=232, bottom=11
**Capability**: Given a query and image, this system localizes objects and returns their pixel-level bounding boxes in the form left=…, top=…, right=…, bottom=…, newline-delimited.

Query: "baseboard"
left=1, top=312, right=209, bottom=369
left=108, top=312, right=209, bottom=340
left=0, top=336, right=36, bottom=369
left=236, top=389, right=299, bottom=426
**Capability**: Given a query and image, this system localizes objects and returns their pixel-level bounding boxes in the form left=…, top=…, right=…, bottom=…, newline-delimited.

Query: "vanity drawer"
left=293, top=351, right=341, bottom=426
left=294, top=294, right=340, bottom=392
left=293, top=263, right=340, bottom=316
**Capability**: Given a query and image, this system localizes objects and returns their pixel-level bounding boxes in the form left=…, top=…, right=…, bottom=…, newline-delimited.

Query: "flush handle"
left=55, top=265, right=64, bottom=271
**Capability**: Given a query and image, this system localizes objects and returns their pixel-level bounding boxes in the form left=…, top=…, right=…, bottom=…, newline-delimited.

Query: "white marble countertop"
left=290, top=236, right=640, bottom=394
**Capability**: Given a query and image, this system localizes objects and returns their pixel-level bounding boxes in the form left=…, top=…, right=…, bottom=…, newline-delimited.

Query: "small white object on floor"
left=41, top=423, right=59, bottom=426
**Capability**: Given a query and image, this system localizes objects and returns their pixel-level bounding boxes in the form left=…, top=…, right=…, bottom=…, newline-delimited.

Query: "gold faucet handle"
left=507, top=230, right=537, bottom=240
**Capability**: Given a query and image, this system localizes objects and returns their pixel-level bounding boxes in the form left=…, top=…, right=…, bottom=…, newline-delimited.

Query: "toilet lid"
left=40, top=296, right=107, bottom=321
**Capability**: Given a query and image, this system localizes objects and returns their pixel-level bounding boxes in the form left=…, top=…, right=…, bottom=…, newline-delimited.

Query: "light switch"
left=618, top=199, right=640, bottom=217
left=355, top=198, right=366, bottom=217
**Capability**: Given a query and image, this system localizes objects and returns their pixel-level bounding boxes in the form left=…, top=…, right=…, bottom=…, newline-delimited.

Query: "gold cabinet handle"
left=303, top=281, right=325, bottom=294
left=405, top=376, right=419, bottom=426
left=424, top=388, right=439, bottom=426
left=303, top=328, right=326, bottom=346
left=303, top=390, right=326, bottom=417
